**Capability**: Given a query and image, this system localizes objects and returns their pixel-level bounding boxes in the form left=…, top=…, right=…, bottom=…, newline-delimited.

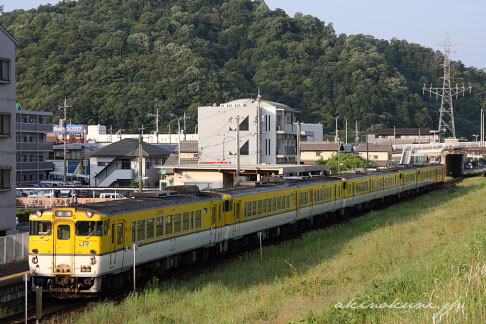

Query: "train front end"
left=29, top=207, right=104, bottom=297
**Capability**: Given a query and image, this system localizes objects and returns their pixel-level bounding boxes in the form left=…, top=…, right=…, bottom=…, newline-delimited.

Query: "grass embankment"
left=57, top=178, right=486, bottom=324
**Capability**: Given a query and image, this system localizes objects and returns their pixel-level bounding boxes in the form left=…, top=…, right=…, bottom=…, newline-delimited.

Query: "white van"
left=100, top=193, right=125, bottom=199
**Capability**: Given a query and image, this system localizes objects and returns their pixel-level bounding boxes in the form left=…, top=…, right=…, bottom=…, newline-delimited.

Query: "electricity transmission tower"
left=422, top=34, right=471, bottom=138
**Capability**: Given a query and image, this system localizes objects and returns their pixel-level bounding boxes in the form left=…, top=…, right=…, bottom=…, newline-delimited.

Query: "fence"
left=0, top=232, right=29, bottom=265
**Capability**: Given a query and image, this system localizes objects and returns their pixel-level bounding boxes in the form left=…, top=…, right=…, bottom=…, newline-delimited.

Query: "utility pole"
left=170, top=114, right=181, bottom=165
left=422, top=34, right=472, bottom=138
left=345, top=118, right=348, bottom=144
left=183, top=111, right=187, bottom=141
left=138, top=125, right=145, bottom=191
left=337, top=140, right=341, bottom=174
left=335, top=116, right=339, bottom=142
left=256, top=88, right=262, bottom=164
left=355, top=121, right=359, bottom=145
left=148, top=108, right=160, bottom=144
left=236, top=116, right=240, bottom=185
left=57, top=98, right=71, bottom=184
left=393, top=125, right=396, bottom=147
left=481, top=108, right=484, bottom=146
left=109, top=126, right=113, bottom=143
left=296, top=121, right=301, bottom=165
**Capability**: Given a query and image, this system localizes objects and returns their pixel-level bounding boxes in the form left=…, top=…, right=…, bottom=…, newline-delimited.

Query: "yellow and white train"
left=29, top=165, right=444, bottom=296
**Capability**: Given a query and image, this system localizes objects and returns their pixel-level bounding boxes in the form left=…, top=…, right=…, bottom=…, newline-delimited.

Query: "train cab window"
left=174, top=213, right=181, bottom=233
left=156, top=216, right=164, bottom=237
left=57, top=225, right=70, bottom=240
left=166, top=216, right=173, bottom=235
left=76, top=221, right=103, bottom=236
left=195, top=210, right=202, bottom=228
left=30, top=221, right=52, bottom=236
left=137, top=220, right=145, bottom=241
left=117, top=223, right=123, bottom=245
left=146, top=218, right=155, bottom=239
left=183, top=212, right=190, bottom=231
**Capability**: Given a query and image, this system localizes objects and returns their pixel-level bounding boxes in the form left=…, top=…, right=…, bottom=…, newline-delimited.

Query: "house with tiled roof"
left=89, top=138, right=170, bottom=187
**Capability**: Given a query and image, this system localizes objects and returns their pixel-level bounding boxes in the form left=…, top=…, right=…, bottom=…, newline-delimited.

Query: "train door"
left=293, top=191, right=299, bottom=222
left=233, top=200, right=241, bottom=237
left=53, top=220, right=75, bottom=274
left=210, top=205, right=217, bottom=244
left=217, top=204, right=223, bottom=241
left=112, top=220, right=125, bottom=269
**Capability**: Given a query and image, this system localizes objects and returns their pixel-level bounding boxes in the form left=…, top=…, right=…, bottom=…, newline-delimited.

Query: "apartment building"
left=0, top=25, right=18, bottom=235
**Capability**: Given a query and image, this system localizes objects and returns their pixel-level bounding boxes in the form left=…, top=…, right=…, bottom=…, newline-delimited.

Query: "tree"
left=318, top=153, right=372, bottom=174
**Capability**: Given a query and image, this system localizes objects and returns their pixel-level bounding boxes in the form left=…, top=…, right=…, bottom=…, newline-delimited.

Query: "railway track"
left=2, top=176, right=468, bottom=323
left=442, top=177, right=464, bottom=188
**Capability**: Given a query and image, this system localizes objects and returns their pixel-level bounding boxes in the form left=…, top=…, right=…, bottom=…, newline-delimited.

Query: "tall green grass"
left=55, top=178, right=486, bottom=324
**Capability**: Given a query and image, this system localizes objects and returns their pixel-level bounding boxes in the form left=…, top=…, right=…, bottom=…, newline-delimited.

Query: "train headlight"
left=35, top=210, right=42, bottom=217
left=86, top=210, right=93, bottom=218
left=32, top=256, right=38, bottom=264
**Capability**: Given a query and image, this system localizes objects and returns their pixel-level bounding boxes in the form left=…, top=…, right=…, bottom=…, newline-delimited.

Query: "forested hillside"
left=1, top=0, right=485, bottom=138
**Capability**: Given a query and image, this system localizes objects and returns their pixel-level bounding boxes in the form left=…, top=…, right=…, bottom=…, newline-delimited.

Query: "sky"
left=1, top=0, right=484, bottom=69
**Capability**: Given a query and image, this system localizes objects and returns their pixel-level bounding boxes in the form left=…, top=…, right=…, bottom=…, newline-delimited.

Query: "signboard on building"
left=52, top=124, right=85, bottom=134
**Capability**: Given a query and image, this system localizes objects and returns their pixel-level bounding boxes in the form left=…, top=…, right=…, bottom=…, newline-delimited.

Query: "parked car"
left=28, top=189, right=60, bottom=198
left=100, top=193, right=125, bottom=199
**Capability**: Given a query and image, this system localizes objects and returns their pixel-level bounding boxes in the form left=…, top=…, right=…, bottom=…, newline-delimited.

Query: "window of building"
left=240, top=140, right=249, bottom=155
left=0, top=168, right=11, bottom=189
left=0, top=59, right=10, bottom=83
left=239, top=116, right=249, bottom=131
left=0, top=114, right=11, bottom=136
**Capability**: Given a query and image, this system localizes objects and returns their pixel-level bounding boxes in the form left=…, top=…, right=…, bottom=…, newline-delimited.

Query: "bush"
left=16, top=209, right=34, bottom=223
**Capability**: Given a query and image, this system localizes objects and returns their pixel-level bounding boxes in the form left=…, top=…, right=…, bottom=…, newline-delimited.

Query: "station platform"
left=0, top=261, right=29, bottom=286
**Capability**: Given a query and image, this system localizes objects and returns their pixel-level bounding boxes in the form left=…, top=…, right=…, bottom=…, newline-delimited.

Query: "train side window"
left=137, top=220, right=145, bottom=241
left=117, top=223, right=123, bottom=245
left=132, top=221, right=136, bottom=243
left=76, top=221, right=103, bottom=236
left=277, top=197, right=281, bottom=210
left=224, top=200, right=232, bottom=212
left=272, top=197, right=277, bottom=210
left=156, top=216, right=164, bottom=237
left=166, top=216, right=173, bottom=235
left=257, top=200, right=263, bottom=214
left=211, top=207, right=216, bottom=224
left=263, top=199, right=267, bottom=213
left=234, top=203, right=240, bottom=219
left=251, top=201, right=257, bottom=216
left=104, top=220, right=110, bottom=236
left=245, top=202, right=250, bottom=218
left=190, top=211, right=194, bottom=229
left=57, top=225, right=70, bottom=240
left=174, top=213, right=181, bottom=233
left=183, top=212, right=190, bottom=231
left=195, top=210, right=202, bottom=228
left=286, top=195, right=290, bottom=208
left=146, top=218, right=154, bottom=240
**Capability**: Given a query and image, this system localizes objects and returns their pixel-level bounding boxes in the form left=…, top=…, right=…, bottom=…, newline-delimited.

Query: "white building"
left=86, top=124, right=197, bottom=144
left=0, top=25, right=18, bottom=235
left=198, top=99, right=322, bottom=165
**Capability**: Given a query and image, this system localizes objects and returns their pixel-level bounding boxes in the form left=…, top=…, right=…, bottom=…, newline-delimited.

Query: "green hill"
left=1, top=0, right=485, bottom=138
